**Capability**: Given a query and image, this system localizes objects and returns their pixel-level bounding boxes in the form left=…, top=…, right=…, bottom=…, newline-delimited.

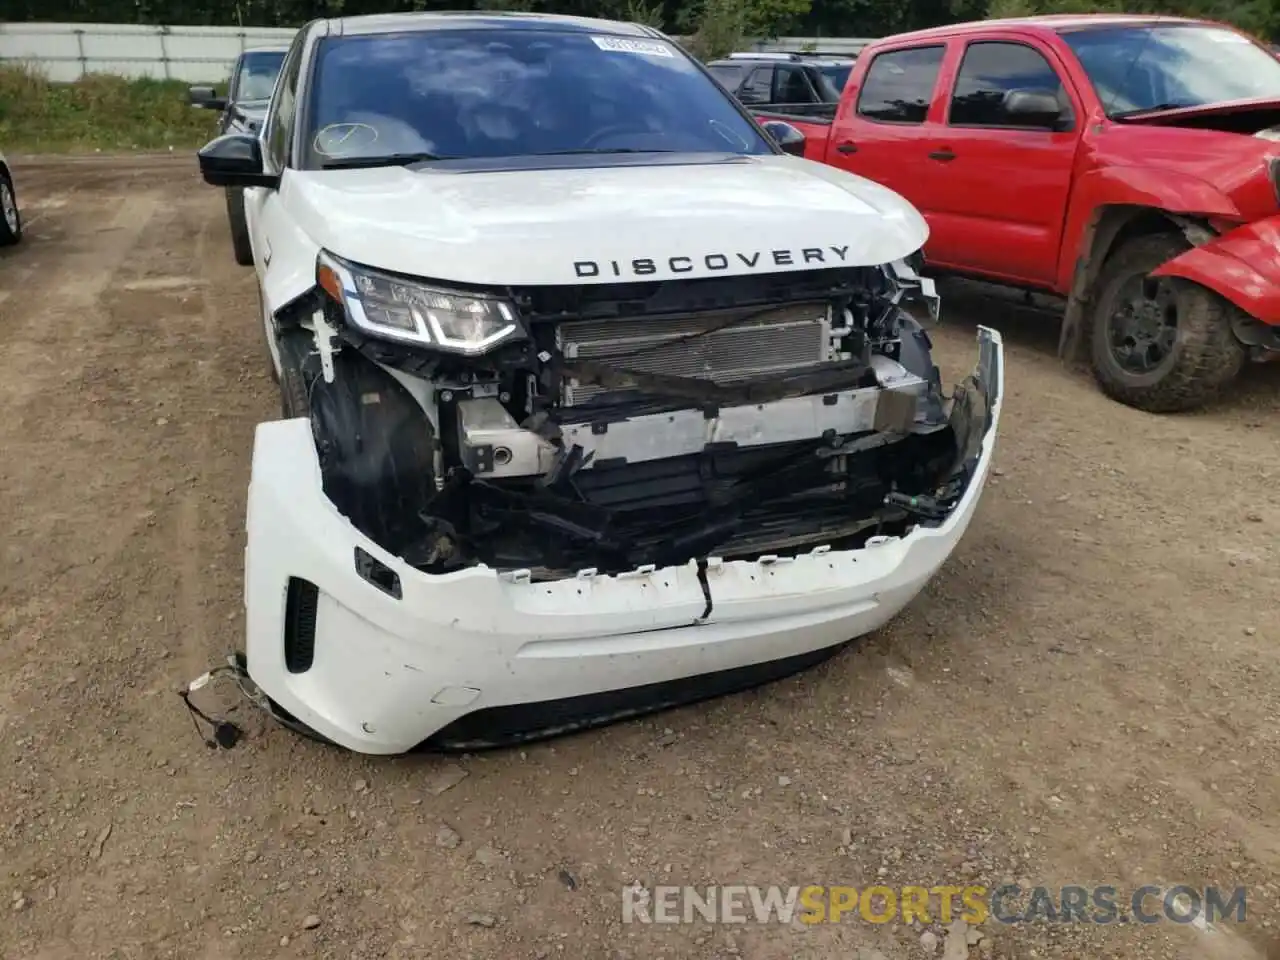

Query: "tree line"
left=1, top=0, right=1275, bottom=57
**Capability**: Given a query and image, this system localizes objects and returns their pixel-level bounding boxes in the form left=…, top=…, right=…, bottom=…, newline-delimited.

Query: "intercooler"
left=555, top=302, right=832, bottom=407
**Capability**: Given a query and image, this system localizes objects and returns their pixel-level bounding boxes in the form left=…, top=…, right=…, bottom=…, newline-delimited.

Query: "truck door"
left=826, top=44, right=948, bottom=234
left=919, top=38, right=1080, bottom=285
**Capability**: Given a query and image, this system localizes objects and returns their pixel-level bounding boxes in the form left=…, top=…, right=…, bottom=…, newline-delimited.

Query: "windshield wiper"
left=320, top=152, right=453, bottom=170
left=529, top=148, right=680, bottom=156
left=1111, top=102, right=1195, bottom=119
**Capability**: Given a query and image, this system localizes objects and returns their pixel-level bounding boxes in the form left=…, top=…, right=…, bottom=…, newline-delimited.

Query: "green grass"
left=0, top=64, right=223, bottom=154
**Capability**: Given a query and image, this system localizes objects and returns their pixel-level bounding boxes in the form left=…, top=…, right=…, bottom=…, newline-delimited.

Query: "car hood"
left=280, top=154, right=929, bottom=286
left=1114, top=96, right=1280, bottom=133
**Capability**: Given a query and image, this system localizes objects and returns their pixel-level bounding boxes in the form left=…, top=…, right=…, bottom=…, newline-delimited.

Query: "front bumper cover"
left=242, top=327, right=1005, bottom=755
left=1150, top=214, right=1280, bottom=327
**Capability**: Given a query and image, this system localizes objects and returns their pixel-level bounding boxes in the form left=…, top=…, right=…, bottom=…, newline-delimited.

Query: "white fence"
left=0, top=21, right=875, bottom=84
left=0, top=22, right=297, bottom=82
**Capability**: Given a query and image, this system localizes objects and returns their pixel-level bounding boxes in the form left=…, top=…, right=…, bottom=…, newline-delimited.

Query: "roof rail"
left=726, top=51, right=801, bottom=61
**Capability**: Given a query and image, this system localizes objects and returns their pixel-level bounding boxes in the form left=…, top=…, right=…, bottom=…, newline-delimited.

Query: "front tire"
left=225, top=186, right=253, bottom=266
left=1088, top=233, right=1245, bottom=413
left=0, top=170, right=22, bottom=247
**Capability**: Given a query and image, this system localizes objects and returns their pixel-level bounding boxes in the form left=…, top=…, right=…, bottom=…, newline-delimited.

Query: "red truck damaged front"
left=757, top=15, right=1280, bottom=412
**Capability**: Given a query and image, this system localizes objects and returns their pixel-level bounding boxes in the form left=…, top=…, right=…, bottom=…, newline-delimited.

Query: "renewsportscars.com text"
left=621, top=884, right=1247, bottom=925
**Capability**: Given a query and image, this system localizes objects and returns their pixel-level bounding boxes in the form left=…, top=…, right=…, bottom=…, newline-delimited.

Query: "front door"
left=918, top=38, right=1081, bottom=286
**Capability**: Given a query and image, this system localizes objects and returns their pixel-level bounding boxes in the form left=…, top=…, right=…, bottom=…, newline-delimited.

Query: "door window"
left=855, top=45, right=945, bottom=124
left=773, top=65, right=819, bottom=103
left=949, top=41, right=1071, bottom=128
left=737, top=67, right=774, bottom=105
left=265, top=38, right=304, bottom=170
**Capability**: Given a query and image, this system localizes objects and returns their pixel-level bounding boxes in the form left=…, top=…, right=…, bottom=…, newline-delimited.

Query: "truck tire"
left=225, top=186, right=253, bottom=266
left=276, top=331, right=437, bottom=555
left=0, top=169, right=21, bottom=247
left=1088, top=233, right=1245, bottom=413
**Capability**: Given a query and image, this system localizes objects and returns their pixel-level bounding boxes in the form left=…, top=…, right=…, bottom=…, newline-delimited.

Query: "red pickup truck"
left=756, top=15, right=1280, bottom=412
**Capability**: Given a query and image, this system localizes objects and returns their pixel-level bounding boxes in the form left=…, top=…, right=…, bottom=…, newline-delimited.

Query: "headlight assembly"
left=316, top=250, right=524, bottom=355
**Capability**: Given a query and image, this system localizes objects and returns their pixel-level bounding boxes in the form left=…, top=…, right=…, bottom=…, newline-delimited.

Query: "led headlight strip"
left=316, top=250, right=523, bottom=355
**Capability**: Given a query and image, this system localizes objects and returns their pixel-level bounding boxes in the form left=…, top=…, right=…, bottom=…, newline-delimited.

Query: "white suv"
left=195, top=11, right=1004, bottom=755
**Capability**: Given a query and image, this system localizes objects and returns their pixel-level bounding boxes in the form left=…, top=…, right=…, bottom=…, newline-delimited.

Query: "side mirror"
left=188, top=85, right=227, bottom=111
left=198, top=133, right=279, bottom=189
left=1003, top=88, right=1066, bottom=129
left=762, top=120, right=807, bottom=158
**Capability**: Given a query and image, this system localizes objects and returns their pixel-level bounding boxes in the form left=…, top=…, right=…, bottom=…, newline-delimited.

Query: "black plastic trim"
left=284, top=577, right=319, bottom=674
left=422, top=639, right=850, bottom=751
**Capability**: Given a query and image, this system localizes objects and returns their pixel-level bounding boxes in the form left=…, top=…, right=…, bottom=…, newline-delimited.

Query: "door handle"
left=836, top=141, right=858, bottom=154
left=928, top=148, right=956, bottom=162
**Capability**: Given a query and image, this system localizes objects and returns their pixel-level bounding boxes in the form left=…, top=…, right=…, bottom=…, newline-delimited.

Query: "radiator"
left=556, top=302, right=832, bottom=407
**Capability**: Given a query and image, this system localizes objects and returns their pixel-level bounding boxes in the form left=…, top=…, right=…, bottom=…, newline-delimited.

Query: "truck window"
left=949, top=41, right=1068, bottom=128
left=774, top=65, right=818, bottom=103
left=737, top=67, right=774, bottom=105
left=234, top=50, right=286, bottom=102
left=818, top=63, right=853, bottom=95
left=856, top=46, right=945, bottom=124
left=707, top=63, right=747, bottom=91
left=302, top=29, right=775, bottom=166
left=1061, top=23, right=1280, bottom=117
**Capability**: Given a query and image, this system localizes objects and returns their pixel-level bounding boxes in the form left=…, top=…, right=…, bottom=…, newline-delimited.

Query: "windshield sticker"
left=592, top=36, right=675, bottom=58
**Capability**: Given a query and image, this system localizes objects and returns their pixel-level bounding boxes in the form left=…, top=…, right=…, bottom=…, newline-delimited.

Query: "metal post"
left=74, top=28, right=85, bottom=81
left=158, top=25, right=170, bottom=80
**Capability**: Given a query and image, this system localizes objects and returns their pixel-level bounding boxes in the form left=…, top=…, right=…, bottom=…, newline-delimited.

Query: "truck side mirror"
left=761, top=120, right=807, bottom=157
left=189, top=85, right=227, bottom=111
left=1003, top=88, right=1067, bottom=130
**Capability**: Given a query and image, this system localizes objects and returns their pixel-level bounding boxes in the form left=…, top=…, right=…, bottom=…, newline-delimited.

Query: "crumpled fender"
left=1150, top=215, right=1280, bottom=326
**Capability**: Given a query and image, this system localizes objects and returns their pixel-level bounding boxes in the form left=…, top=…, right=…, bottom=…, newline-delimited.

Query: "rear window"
left=817, top=63, right=853, bottom=96
left=707, top=63, right=748, bottom=89
left=856, top=46, right=945, bottom=124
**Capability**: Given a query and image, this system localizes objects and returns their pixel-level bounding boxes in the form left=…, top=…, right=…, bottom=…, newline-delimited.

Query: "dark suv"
left=705, top=52, right=855, bottom=108
left=188, top=47, right=288, bottom=265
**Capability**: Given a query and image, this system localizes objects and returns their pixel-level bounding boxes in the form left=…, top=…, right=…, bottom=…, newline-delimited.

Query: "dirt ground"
left=3, top=154, right=1280, bottom=960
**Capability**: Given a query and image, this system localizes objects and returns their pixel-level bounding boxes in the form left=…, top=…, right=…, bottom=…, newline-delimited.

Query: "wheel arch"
left=1058, top=204, right=1219, bottom=364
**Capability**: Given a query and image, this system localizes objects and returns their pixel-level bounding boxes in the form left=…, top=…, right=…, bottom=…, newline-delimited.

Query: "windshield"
left=817, top=64, right=852, bottom=97
left=302, top=29, right=773, bottom=167
left=1061, top=24, right=1280, bottom=116
left=235, top=51, right=285, bottom=102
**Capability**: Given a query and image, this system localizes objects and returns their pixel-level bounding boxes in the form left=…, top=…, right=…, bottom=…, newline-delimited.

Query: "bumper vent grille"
left=284, top=577, right=318, bottom=674
left=557, top=302, right=830, bottom=407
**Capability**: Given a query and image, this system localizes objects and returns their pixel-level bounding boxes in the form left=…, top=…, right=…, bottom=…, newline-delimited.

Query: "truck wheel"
left=225, top=186, right=253, bottom=266
left=1088, top=233, right=1245, bottom=413
left=0, top=170, right=21, bottom=247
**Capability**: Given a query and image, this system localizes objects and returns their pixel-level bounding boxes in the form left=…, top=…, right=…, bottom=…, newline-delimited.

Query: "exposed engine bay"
left=292, top=258, right=978, bottom=582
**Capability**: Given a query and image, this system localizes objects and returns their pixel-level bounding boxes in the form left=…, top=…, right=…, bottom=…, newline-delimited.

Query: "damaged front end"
left=246, top=253, right=1002, bottom=753
left=305, top=253, right=974, bottom=579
